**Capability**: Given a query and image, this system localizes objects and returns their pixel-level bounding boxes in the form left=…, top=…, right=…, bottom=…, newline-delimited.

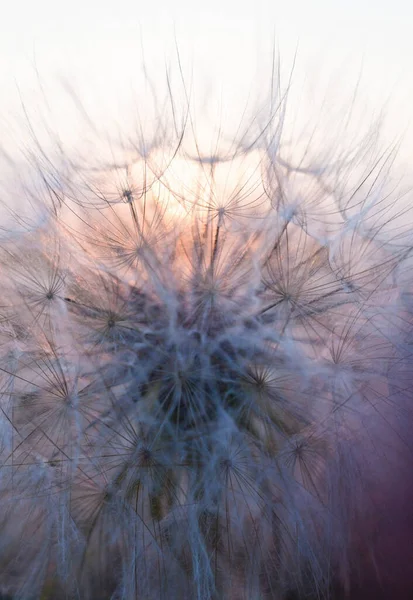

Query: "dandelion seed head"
left=0, top=58, right=412, bottom=600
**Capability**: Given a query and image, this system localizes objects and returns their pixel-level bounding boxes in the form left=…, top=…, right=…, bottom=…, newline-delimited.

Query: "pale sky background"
left=0, top=0, right=412, bottom=173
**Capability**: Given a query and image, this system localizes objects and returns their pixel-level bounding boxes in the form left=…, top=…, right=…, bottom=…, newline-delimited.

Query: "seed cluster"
left=0, top=83, right=410, bottom=599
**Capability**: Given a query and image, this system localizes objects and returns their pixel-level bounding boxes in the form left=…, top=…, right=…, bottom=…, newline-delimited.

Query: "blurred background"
left=0, top=0, right=412, bottom=167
